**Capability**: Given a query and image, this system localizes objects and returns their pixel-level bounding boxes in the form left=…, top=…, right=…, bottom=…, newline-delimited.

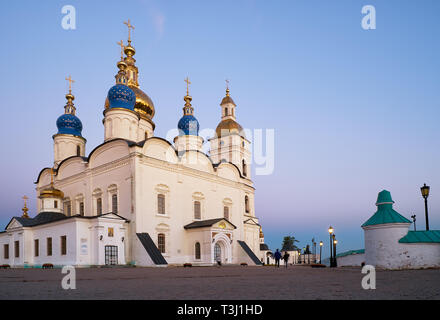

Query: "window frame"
left=157, top=233, right=166, bottom=254
left=60, top=236, right=67, bottom=255
left=34, top=239, right=39, bottom=257
left=4, top=244, right=9, bottom=259
left=14, top=240, right=19, bottom=258
left=47, top=237, right=53, bottom=256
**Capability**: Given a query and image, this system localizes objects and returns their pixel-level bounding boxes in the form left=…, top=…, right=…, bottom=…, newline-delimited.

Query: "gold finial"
left=184, top=77, right=191, bottom=96
left=22, top=196, right=29, bottom=218
left=117, top=40, right=125, bottom=60
left=124, top=19, right=135, bottom=44
left=65, top=75, right=75, bottom=94
left=225, top=79, right=230, bottom=96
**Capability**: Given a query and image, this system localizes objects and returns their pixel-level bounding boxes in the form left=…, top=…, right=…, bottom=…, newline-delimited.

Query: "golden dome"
left=215, top=118, right=245, bottom=138
left=39, top=186, right=64, bottom=199
left=221, top=89, right=236, bottom=106
left=105, top=85, right=155, bottom=119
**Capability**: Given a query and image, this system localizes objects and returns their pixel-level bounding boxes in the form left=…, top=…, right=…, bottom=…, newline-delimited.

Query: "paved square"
left=0, top=265, right=439, bottom=300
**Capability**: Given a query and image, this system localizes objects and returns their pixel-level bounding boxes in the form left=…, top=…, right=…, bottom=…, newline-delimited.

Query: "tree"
left=281, top=236, right=299, bottom=251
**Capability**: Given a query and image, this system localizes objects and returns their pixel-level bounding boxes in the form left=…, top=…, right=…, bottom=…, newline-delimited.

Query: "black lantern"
left=420, top=184, right=430, bottom=230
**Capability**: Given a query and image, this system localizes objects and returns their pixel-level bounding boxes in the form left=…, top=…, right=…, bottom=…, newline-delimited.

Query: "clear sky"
left=0, top=0, right=439, bottom=257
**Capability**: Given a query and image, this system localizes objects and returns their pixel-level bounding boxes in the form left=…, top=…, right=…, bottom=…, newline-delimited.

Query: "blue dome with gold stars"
left=56, top=113, right=83, bottom=136
left=107, top=84, right=136, bottom=110
left=178, top=115, right=200, bottom=136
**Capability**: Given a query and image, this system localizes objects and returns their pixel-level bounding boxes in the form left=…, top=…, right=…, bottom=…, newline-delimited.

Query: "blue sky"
left=0, top=0, right=439, bottom=257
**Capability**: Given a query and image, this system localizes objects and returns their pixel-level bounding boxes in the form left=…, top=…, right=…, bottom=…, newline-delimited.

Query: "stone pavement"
left=0, top=265, right=439, bottom=300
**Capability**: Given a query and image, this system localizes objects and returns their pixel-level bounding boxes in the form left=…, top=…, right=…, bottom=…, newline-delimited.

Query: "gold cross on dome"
left=184, top=77, right=191, bottom=95
left=124, top=19, right=135, bottom=42
left=65, top=75, right=75, bottom=93
left=117, top=40, right=125, bottom=59
left=225, top=79, right=230, bottom=90
left=22, top=195, right=28, bottom=206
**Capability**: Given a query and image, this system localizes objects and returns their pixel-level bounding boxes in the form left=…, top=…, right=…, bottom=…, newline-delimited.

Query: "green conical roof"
left=361, top=190, right=411, bottom=227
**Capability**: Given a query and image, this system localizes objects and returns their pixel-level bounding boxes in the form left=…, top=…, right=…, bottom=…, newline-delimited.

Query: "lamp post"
left=319, top=241, right=323, bottom=264
left=421, top=184, right=430, bottom=231
left=328, top=226, right=334, bottom=267
left=333, top=235, right=338, bottom=267
left=411, top=214, right=416, bottom=231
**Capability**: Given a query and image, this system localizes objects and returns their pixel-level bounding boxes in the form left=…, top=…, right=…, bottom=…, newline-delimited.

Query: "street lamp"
left=421, top=183, right=430, bottom=231
left=333, top=235, right=338, bottom=268
left=319, top=241, right=323, bottom=264
left=328, top=226, right=334, bottom=267
left=411, top=214, right=416, bottom=231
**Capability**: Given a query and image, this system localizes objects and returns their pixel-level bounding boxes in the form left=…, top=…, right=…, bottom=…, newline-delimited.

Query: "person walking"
left=274, top=249, right=282, bottom=268
left=283, top=251, right=290, bottom=268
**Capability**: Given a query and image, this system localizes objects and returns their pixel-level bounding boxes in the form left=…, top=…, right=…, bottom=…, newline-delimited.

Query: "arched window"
left=225, top=108, right=228, bottom=116
left=194, top=201, right=201, bottom=220
left=245, top=196, right=250, bottom=213
left=112, top=194, right=118, bottom=213
left=79, top=202, right=85, bottom=216
left=195, top=242, right=201, bottom=260
left=242, top=159, right=247, bottom=177
left=157, top=194, right=165, bottom=214
left=76, top=145, right=81, bottom=156
left=224, top=206, right=229, bottom=220
left=158, top=233, right=165, bottom=253
left=145, top=132, right=148, bottom=141
left=97, top=198, right=102, bottom=215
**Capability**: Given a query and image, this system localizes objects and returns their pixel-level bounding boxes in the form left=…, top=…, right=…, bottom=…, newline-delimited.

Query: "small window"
left=65, top=201, right=72, bottom=216
left=157, top=194, right=165, bottom=214
left=242, top=159, right=247, bottom=177
left=225, top=108, right=228, bottom=116
left=158, top=233, right=165, bottom=253
left=14, top=241, right=19, bottom=258
left=108, top=228, right=114, bottom=237
left=47, top=238, right=52, bottom=256
left=4, top=244, right=9, bottom=259
left=34, top=239, right=39, bottom=257
left=79, top=202, right=84, bottom=216
left=61, top=236, right=67, bottom=255
left=112, top=194, right=118, bottom=213
left=97, top=198, right=102, bottom=215
left=245, top=196, right=250, bottom=213
left=54, top=200, right=58, bottom=209
left=224, top=206, right=229, bottom=220
left=195, top=242, right=201, bottom=260
left=194, top=201, right=201, bottom=220
left=145, top=132, right=148, bottom=140
left=76, top=145, right=81, bottom=156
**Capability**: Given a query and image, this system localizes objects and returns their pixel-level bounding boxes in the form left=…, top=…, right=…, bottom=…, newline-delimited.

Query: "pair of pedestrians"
left=274, top=249, right=289, bottom=268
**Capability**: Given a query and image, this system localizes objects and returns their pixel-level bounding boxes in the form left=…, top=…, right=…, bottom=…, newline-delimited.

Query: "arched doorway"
left=212, top=234, right=232, bottom=264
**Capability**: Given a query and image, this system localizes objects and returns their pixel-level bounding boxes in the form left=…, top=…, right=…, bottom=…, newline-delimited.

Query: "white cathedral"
left=0, top=23, right=272, bottom=268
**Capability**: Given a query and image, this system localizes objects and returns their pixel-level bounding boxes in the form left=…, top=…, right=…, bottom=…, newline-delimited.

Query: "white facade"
left=363, top=223, right=440, bottom=269
left=0, top=37, right=266, bottom=267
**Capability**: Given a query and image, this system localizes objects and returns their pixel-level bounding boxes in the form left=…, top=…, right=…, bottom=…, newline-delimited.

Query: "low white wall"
left=337, top=253, right=365, bottom=267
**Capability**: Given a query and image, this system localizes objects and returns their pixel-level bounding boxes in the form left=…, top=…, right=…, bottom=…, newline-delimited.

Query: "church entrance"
left=214, top=243, right=222, bottom=263
left=105, top=245, right=118, bottom=265
left=212, top=235, right=231, bottom=264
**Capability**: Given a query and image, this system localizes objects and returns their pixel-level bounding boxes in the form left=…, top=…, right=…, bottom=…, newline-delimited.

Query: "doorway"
left=105, top=245, right=118, bottom=265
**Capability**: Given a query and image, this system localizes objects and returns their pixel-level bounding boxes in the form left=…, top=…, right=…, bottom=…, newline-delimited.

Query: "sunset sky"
left=0, top=0, right=439, bottom=257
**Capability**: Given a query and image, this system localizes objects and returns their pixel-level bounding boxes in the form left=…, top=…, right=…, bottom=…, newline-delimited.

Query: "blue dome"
left=178, top=115, right=200, bottom=136
left=56, top=114, right=83, bottom=136
left=107, top=84, right=136, bottom=110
